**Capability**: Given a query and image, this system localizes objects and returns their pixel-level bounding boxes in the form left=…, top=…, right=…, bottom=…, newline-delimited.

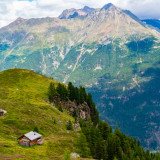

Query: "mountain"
left=0, top=3, right=160, bottom=149
left=142, top=19, right=160, bottom=30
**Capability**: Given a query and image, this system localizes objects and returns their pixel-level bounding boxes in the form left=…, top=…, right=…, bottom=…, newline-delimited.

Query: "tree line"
left=76, top=119, right=160, bottom=160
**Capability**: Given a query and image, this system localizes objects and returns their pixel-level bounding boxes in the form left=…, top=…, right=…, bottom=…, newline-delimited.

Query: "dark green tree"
left=58, top=106, right=63, bottom=112
left=48, top=82, right=57, bottom=102
left=87, top=93, right=99, bottom=126
left=57, top=83, right=68, bottom=100
left=95, top=134, right=105, bottom=160
left=75, top=132, right=91, bottom=158
left=73, top=109, right=77, bottom=122
left=79, top=86, right=87, bottom=104
left=107, top=134, right=123, bottom=160
left=87, top=93, right=93, bottom=108
left=98, top=120, right=111, bottom=140
left=34, top=126, right=39, bottom=133
left=66, top=120, right=73, bottom=130
left=75, top=87, right=80, bottom=105
left=68, top=82, right=75, bottom=101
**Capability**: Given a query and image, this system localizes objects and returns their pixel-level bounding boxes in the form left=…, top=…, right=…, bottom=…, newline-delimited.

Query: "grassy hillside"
left=0, top=69, right=81, bottom=160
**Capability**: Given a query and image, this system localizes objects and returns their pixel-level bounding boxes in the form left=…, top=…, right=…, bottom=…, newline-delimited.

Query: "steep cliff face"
left=56, top=100, right=90, bottom=121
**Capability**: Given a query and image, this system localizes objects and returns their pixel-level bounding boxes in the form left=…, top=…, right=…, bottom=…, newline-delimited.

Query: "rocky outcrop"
left=55, top=99, right=91, bottom=121
left=71, top=153, right=80, bottom=159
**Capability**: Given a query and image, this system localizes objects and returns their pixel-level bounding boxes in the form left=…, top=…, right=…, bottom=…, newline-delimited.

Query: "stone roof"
left=24, top=131, right=42, bottom=141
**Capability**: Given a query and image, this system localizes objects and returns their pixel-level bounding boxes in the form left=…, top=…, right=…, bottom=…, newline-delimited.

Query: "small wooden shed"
left=0, top=109, right=7, bottom=116
left=18, top=131, right=44, bottom=147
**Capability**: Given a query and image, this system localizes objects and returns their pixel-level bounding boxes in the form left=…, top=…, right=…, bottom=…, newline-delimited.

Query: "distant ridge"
left=142, top=19, right=160, bottom=30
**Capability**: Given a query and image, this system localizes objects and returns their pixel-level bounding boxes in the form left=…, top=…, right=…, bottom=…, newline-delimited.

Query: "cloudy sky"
left=0, top=0, right=160, bottom=28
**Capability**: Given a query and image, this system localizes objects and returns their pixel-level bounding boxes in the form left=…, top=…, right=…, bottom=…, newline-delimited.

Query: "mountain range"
left=0, top=3, right=160, bottom=150
left=142, top=19, right=160, bottom=31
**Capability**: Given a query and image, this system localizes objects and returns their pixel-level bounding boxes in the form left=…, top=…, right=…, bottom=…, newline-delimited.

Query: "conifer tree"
left=115, top=126, right=121, bottom=138
left=34, top=126, right=39, bottom=133
left=58, top=106, right=63, bottom=112
left=89, top=126, right=98, bottom=157
left=66, top=120, right=73, bottom=130
left=75, top=87, right=80, bottom=105
left=75, top=132, right=91, bottom=158
left=79, top=86, right=85, bottom=104
left=98, top=121, right=111, bottom=140
left=95, top=134, right=105, bottom=160
left=56, top=83, right=63, bottom=98
left=73, top=109, right=77, bottom=122
left=68, top=82, right=75, bottom=101
left=87, top=93, right=93, bottom=108
left=48, top=82, right=57, bottom=102
left=57, top=83, right=68, bottom=100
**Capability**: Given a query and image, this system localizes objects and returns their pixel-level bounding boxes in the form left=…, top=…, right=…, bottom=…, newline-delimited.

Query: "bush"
left=53, top=119, right=57, bottom=124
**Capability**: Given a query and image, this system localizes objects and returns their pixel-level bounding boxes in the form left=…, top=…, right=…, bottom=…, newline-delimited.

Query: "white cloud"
left=0, top=0, right=160, bottom=28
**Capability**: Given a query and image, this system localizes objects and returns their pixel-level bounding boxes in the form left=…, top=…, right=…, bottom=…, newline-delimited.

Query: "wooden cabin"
left=0, top=109, right=7, bottom=117
left=18, top=131, right=44, bottom=147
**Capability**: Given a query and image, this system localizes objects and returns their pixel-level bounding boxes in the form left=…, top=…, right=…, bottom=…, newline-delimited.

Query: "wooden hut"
left=18, top=131, right=44, bottom=147
left=0, top=109, right=7, bottom=116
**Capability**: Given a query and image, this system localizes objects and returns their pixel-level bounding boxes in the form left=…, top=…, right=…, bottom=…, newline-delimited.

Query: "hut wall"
left=19, top=141, right=30, bottom=147
left=0, top=112, right=4, bottom=116
left=30, top=138, right=41, bottom=146
left=19, top=136, right=28, bottom=142
left=19, top=136, right=30, bottom=147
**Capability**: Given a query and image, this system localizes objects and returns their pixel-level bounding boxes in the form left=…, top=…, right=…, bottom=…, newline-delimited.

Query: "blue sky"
left=0, top=0, right=160, bottom=28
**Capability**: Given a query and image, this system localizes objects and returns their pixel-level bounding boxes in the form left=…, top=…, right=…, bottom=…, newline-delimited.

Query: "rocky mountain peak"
left=12, top=17, right=26, bottom=25
left=82, top=6, right=95, bottom=13
left=59, top=6, right=95, bottom=19
left=101, top=3, right=115, bottom=10
left=58, top=8, right=77, bottom=19
left=0, top=17, right=26, bottom=31
left=16, top=17, right=25, bottom=21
